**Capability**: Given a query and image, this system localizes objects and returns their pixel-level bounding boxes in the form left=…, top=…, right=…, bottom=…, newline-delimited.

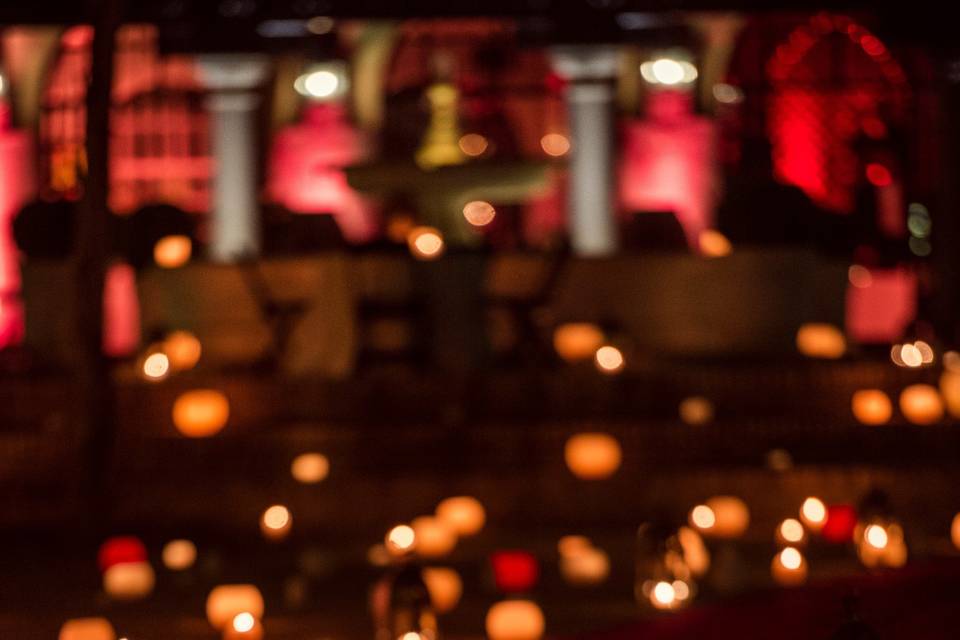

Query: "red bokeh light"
left=821, top=505, right=858, bottom=543
left=491, top=550, right=539, bottom=593
left=866, top=163, right=893, bottom=187
left=98, top=536, right=148, bottom=573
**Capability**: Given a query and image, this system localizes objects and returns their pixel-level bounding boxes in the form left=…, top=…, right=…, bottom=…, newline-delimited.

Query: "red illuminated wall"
left=765, top=14, right=909, bottom=213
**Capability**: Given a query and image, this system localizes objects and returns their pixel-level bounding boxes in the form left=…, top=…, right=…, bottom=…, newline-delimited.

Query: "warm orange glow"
left=857, top=522, right=906, bottom=568
left=672, top=580, right=691, bottom=601
left=459, top=133, right=489, bottom=157
left=771, top=547, right=807, bottom=586
left=435, top=496, right=485, bottom=536
left=172, top=389, right=229, bottom=437
left=778, top=518, right=805, bottom=545
left=367, top=543, right=391, bottom=567
left=951, top=513, right=960, bottom=550
left=940, top=371, right=960, bottom=418
left=594, top=345, right=625, bottom=374
left=564, top=432, right=622, bottom=480
left=689, top=505, right=716, bottom=531
left=651, top=581, right=676, bottom=608
left=557, top=535, right=592, bottom=557
left=703, top=496, right=750, bottom=539
left=206, top=584, right=264, bottom=631
left=386, top=524, right=416, bottom=555
left=163, top=330, right=202, bottom=371
left=945, top=350, right=960, bottom=372
left=796, top=323, right=846, bottom=359
left=851, top=389, right=893, bottom=426
left=422, top=567, right=463, bottom=614
left=141, top=352, right=170, bottom=381
left=679, top=396, right=714, bottom=425
left=559, top=545, right=610, bottom=586
left=698, top=230, right=732, bottom=257
left=899, top=384, right=944, bottom=425
left=153, top=234, right=192, bottom=268
left=677, top=526, right=710, bottom=576
left=800, top=497, right=827, bottom=531
left=915, top=340, right=934, bottom=364
left=102, top=561, right=155, bottom=601
left=386, top=213, right=416, bottom=244
left=485, top=600, right=545, bottom=640
left=540, top=133, right=570, bottom=157
left=553, top=323, right=605, bottom=363
left=260, top=505, right=292, bottom=541
left=162, top=539, right=197, bottom=571
left=408, top=226, right=445, bottom=260
left=59, top=618, right=116, bottom=640
left=290, top=453, right=330, bottom=484
left=462, top=200, right=497, bottom=227
left=411, top=516, right=457, bottom=558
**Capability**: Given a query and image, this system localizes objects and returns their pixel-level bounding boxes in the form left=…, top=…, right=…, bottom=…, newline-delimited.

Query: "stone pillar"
left=551, top=46, right=620, bottom=256
left=197, top=55, right=270, bottom=262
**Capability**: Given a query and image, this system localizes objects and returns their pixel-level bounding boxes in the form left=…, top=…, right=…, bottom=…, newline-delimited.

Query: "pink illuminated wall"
left=267, top=103, right=377, bottom=243
left=41, top=25, right=211, bottom=213
left=0, top=110, right=36, bottom=348
left=619, top=90, right=716, bottom=247
left=846, top=267, right=917, bottom=343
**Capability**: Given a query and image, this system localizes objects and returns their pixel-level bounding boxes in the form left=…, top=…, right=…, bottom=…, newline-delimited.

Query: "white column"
left=197, top=55, right=270, bottom=262
left=551, top=46, right=620, bottom=256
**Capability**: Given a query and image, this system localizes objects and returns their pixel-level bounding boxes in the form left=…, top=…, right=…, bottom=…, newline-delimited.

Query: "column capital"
left=549, top=45, right=620, bottom=82
left=196, top=54, right=271, bottom=92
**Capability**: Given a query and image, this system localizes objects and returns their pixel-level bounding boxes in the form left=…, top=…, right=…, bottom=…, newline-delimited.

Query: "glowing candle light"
left=650, top=581, right=676, bottom=609
left=153, top=235, right=192, bottom=268
left=771, top=546, right=808, bottom=586
left=796, top=323, right=846, bottom=359
left=411, top=516, right=457, bottom=558
left=485, top=600, right=545, bottom=640
left=435, top=496, right=485, bottom=536
left=407, top=226, right=444, bottom=261
left=851, top=389, right=893, bottom=426
left=162, top=539, right=197, bottom=571
left=260, top=505, right=292, bottom=541
left=776, top=518, right=806, bottom=546
left=594, top=345, right=625, bottom=374
left=899, top=384, right=944, bottom=425
left=564, top=433, right=622, bottom=480
left=206, top=585, right=264, bottom=631
left=553, top=323, right=605, bottom=363
left=172, top=389, right=229, bottom=438
left=422, top=567, right=463, bottom=614
left=290, top=453, right=330, bottom=484
left=386, top=524, right=416, bottom=555
left=800, top=497, right=827, bottom=532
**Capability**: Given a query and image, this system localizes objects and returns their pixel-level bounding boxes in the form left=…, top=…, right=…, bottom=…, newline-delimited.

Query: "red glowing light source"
left=491, top=550, right=539, bottom=593
left=866, top=163, right=893, bottom=187
left=862, top=117, right=888, bottom=140
left=98, top=536, right=148, bottom=573
left=859, top=35, right=887, bottom=58
left=821, top=505, right=858, bottom=543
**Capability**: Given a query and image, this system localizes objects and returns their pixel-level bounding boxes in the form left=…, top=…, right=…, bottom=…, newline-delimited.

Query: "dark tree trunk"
left=76, top=0, right=123, bottom=533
